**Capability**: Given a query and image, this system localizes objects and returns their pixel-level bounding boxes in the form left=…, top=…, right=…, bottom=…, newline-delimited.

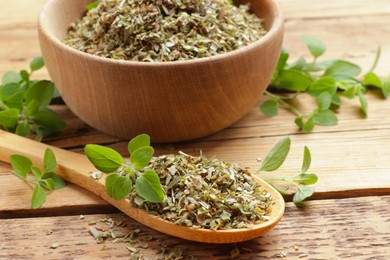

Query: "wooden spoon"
left=0, top=130, right=285, bottom=243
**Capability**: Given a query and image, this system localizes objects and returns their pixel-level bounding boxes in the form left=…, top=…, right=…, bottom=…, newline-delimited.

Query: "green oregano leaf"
left=293, top=185, right=315, bottom=204
left=131, top=146, right=154, bottom=170
left=295, top=173, right=318, bottom=185
left=302, top=117, right=315, bottom=132
left=25, top=80, right=54, bottom=111
left=31, top=109, right=67, bottom=134
left=260, top=137, right=291, bottom=172
left=271, top=48, right=289, bottom=82
left=358, top=91, right=368, bottom=116
left=25, top=99, right=40, bottom=116
left=301, top=146, right=311, bottom=173
left=260, top=99, right=278, bottom=116
left=313, top=110, right=338, bottom=126
left=2, top=71, right=22, bottom=85
left=44, top=148, right=57, bottom=173
left=331, top=94, right=341, bottom=106
left=343, top=86, right=357, bottom=99
left=4, top=91, right=24, bottom=111
left=0, top=108, right=20, bottom=128
left=85, top=144, right=124, bottom=173
left=324, top=60, right=361, bottom=80
left=31, top=166, right=43, bottom=178
left=39, top=178, right=55, bottom=191
left=307, top=77, right=337, bottom=97
left=316, top=92, right=332, bottom=111
left=10, top=149, right=66, bottom=209
left=20, top=70, right=30, bottom=81
left=31, top=184, right=46, bottom=209
left=15, top=121, right=31, bottom=137
left=382, top=76, right=390, bottom=98
left=128, top=134, right=151, bottom=154
left=42, top=172, right=66, bottom=190
left=363, top=72, right=382, bottom=88
left=0, top=83, right=20, bottom=100
left=135, top=170, right=164, bottom=203
left=105, top=174, right=132, bottom=200
left=287, top=57, right=307, bottom=71
left=301, top=35, right=326, bottom=58
left=30, top=57, right=45, bottom=72
left=274, top=70, right=311, bottom=92
left=294, top=116, right=304, bottom=128
left=10, top=154, right=32, bottom=180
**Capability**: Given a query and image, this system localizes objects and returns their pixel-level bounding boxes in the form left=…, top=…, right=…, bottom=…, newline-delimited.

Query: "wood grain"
left=1, top=0, right=390, bottom=256
left=0, top=196, right=389, bottom=259
left=277, top=0, right=390, bottom=19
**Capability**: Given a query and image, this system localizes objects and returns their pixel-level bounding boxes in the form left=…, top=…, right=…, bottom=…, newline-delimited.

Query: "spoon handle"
left=0, top=130, right=132, bottom=217
left=0, top=130, right=99, bottom=191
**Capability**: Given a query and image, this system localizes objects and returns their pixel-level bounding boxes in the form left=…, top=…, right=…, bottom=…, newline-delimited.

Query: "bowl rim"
left=39, top=0, right=284, bottom=67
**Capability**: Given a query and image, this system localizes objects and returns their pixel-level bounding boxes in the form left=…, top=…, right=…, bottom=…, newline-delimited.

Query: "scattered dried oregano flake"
left=50, top=243, right=60, bottom=249
left=65, top=0, right=266, bottom=61
left=128, top=152, right=272, bottom=230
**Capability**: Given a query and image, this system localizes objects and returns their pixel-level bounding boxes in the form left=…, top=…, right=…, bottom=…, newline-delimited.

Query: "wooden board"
left=1, top=196, right=389, bottom=259
left=1, top=0, right=390, bottom=257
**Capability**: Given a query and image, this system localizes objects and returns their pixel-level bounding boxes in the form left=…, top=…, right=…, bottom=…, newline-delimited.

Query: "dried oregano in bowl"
left=64, top=0, right=267, bottom=61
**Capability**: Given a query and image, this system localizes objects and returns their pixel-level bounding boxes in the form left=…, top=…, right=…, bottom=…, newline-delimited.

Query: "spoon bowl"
left=0, top=131, right=284, bottom=243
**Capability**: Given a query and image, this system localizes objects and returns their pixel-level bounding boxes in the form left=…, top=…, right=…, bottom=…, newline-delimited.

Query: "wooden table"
left=1, top=0, right=390, bottom=258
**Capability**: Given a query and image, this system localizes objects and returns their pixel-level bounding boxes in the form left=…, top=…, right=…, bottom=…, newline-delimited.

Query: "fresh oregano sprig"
left=0, top=57, right=66, bottom=141
left=257, top=137, right=318, bottom=203
left=10, top=148, right=66, bottom=208
left=84, top=134, right=164, bottom=203
left=260, top=35, right=390, bottom=132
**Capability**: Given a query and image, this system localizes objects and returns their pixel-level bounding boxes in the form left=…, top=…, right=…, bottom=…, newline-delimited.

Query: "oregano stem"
left=265, top=91, right=303, bottom=117
left=367, top=46, right=381, bottom=73
left=264, top=177, right=300, bottom=190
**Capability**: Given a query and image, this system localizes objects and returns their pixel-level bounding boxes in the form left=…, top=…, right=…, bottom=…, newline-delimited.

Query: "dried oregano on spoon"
left=132, top=152, right=272, bottom=229
left=9, top=134, right=316, bottom=227
left=84, top=134, right=317, bottom=230
left=85, top=134, right=273, bottom=230
left=64, top=0, right=266, bottom=61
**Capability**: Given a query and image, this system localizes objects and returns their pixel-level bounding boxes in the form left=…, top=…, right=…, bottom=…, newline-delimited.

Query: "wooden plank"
left=277, top=0, right=390, bottom=19
left=0, top=196, right=389, bottom=259
left=0, top=0, right=46, bottom=77
left=281, top=14, right=390, bottom=75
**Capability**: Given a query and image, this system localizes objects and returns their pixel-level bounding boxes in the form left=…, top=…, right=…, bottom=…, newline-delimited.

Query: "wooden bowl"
left=38, top=0, right=284, bottom=142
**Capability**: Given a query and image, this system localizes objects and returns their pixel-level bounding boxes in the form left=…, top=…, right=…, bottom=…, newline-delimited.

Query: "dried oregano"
left=130, top=152, right=272, bottom=230
left=64, top=0, right=266, bottom=61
